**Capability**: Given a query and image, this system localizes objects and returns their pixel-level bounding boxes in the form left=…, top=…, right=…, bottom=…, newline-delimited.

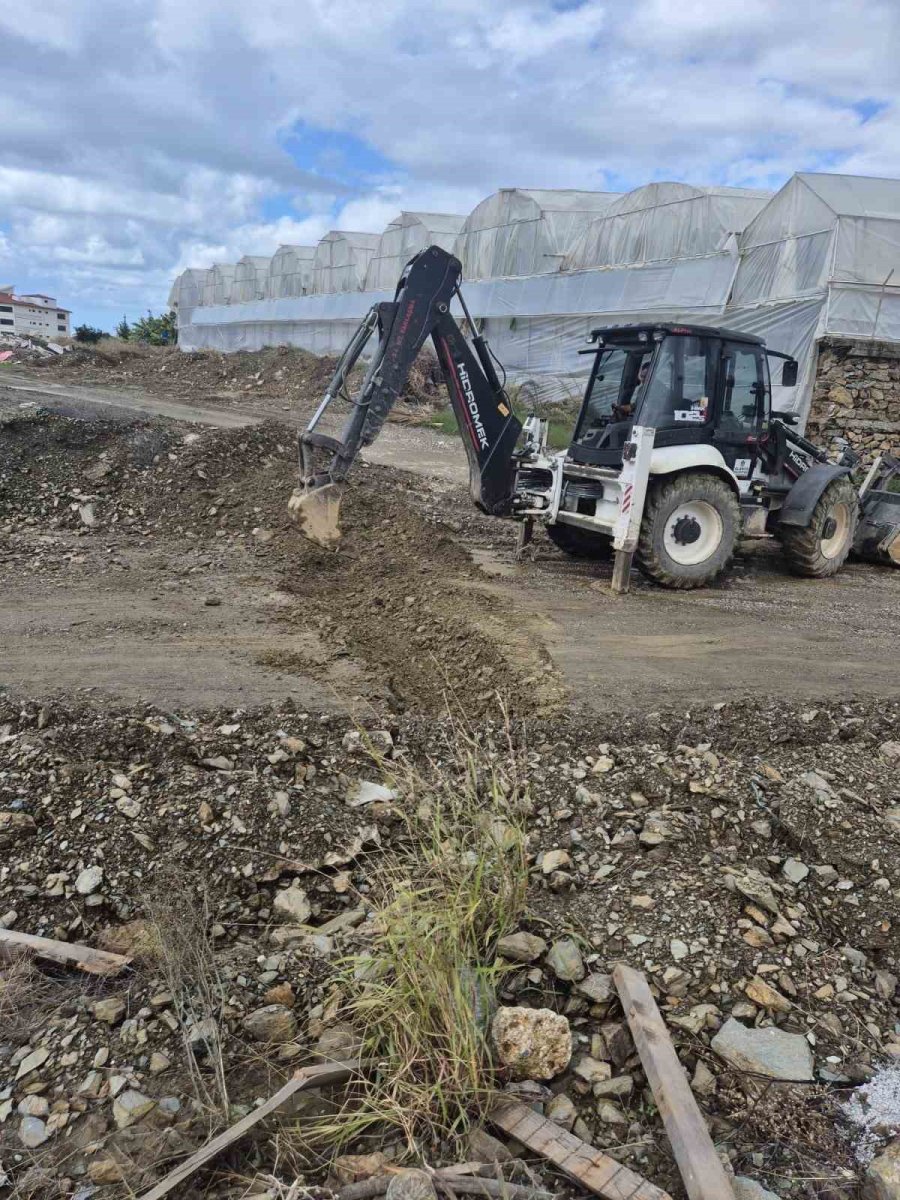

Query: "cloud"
left=0, top=0, right=898, bottom=327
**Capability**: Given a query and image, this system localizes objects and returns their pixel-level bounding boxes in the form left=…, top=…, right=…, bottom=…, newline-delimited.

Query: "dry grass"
left=306, top=714, right=530, bottom=1161
left=144, top=868, right=229, bottom=1115
left=0, top=952, right=66, bottom=1042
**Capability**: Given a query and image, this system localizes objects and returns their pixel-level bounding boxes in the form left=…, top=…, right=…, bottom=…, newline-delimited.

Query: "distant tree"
left=132, top=309, right=178, bottom=346
left=74, top=325, right=105, bottom=344
left=115, top=315, right=131, bottom=340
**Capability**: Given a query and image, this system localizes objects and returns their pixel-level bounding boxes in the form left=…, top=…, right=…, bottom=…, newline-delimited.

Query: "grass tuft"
left=308, top=713, right=530, bottom=1161
left=144, top=868, right=229, bottom=1116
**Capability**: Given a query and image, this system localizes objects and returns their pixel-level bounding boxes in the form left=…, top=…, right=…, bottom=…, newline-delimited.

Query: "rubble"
left=711, top=1019, right=814, bottom=1081
left=0, top=398, right=898, bottom=1198
left=491, top=1007, right=572, bottom=1079
left=865, top=1140, right=900, bottom=1200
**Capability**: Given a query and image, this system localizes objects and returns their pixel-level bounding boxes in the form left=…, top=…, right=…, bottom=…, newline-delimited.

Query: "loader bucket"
left=854, top=488, right=900, bottom=566
left=288, top=483, right=342, bottom=548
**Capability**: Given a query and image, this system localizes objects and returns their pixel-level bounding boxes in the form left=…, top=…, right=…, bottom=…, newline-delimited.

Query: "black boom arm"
left=298, top=245, right=522, bottom=514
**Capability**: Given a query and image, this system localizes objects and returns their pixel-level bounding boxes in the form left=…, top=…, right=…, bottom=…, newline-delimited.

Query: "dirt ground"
left=1, top=369, right=900, bottom=710
left=2, top=369, right=898, bottom=713
left=2, top=352, right=900, bottom=1200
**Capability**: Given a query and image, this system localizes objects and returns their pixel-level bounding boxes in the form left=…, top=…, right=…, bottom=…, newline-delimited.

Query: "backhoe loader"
left=289, top=245, right=900, bottom=590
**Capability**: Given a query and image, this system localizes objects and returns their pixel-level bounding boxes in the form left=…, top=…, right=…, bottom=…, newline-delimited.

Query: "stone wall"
left=808, top=336, right=900, bottom=460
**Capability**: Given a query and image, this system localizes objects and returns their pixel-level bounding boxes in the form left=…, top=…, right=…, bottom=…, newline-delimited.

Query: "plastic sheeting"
left=364, top=212, right=465, bottom=291
left=233, top=256, right=271, bottom=303
left=453, top=189, right=619, bottom=280
left=565, top=182, right=769, bottom=270
left=266, top=244, right=315, bottom=298
left=175, top=172, right=900, bottom=428
left=312, top=231, right=381, bottom=294
left=168, top=268, right=211, bottom=316
left=202, top=263, right=236, bottom=307
left=735, top=172, right=900, bottom=307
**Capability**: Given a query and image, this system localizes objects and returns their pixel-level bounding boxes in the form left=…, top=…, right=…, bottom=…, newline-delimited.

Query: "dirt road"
left=2, top=373, right=898, bottom=712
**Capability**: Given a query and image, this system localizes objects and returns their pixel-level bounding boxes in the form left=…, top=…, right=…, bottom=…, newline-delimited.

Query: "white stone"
left=273, top=884, right=311, bottom=925
left=491, top=1006, right=571, bottom=1080
left=75, top=866, right=103, bottom=895
left=112, top=1089, right=156, bottom=1130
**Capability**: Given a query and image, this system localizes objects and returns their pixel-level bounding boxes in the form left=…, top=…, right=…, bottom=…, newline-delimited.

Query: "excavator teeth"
left=288, top=483, right=342, bottom=548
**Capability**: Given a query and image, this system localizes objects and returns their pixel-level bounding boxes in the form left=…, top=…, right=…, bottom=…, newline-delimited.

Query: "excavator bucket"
left=288, top=482, right=342, bottom=548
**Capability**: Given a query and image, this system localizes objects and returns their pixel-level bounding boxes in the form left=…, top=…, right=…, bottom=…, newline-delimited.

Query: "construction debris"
left=0, top=928, right=130, bottom=976
left=614, top=964, right=735, bottom=1200
left=490, top=1099, right=672, bottom=1200
left=138, top=1060, right=358, bottom=1199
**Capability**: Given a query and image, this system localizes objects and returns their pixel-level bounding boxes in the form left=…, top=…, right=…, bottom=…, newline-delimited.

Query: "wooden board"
left=490, top=1099, right=671, bottom=1200
left=138, top=1060, right=357, bottom=1200
left=0, top=928, right=130, bottom=976
left=613, top=965, right=735, bottom=1200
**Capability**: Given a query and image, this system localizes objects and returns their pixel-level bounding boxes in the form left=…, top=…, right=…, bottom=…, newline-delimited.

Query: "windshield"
left=574, top=345, right=651, bottom=447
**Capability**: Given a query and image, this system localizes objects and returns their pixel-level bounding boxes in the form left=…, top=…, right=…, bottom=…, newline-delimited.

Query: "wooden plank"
left=613, top=965, right=735, bottom=1200
left=490, top=1099, right=672, bottom=1200
left=138, top=1060, right=358, bottom=1200
left=0, top=928, right=130, bottom=976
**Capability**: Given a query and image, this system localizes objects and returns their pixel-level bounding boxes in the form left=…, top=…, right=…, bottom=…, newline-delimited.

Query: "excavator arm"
left=289, top=245, right=522, bottom=545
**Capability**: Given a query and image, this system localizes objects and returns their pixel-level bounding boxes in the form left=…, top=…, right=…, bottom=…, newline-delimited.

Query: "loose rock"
left=711, top=1018, right=814, bottom=1081
left=491, top=1006, right=572, bottom=1080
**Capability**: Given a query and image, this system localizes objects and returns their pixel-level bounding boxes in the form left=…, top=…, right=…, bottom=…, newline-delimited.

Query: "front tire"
left=780, top=476, right=858, bottom=577
left=636, top=472, right=740, bottom=589
left=546, top=523, right=613, bottom=559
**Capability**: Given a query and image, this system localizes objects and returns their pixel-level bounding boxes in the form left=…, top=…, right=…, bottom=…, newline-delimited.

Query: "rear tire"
left=546, top=523, right=613, bottom=559
left=780, top=476, right=858, bottom=577
left=636, top=472, right=740, bottom=589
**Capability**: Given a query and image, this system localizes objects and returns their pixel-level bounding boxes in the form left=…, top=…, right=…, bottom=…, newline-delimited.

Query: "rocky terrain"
left=1, top=400, right=899, bottom=1200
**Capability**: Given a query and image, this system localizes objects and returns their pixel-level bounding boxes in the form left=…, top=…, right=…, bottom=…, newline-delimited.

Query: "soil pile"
left=25, top=341, right=445, bottom=415
left=0, top=409, right=558, bottom=717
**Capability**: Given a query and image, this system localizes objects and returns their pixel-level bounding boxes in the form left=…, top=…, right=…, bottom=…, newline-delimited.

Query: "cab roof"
left=588, top=322, right=765, bottom=347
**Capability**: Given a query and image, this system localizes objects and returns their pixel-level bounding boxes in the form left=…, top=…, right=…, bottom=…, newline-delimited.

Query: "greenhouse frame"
left=364, top=212, right=465, bottom=291
left=266, top=245, right=316, bottom=298
left=232, top=256, right=271, bottom=304
left=312, top=231, right=381, bottom=294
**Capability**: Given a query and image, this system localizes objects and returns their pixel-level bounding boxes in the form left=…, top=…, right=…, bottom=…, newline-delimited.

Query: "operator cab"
left=570, top=324, right=796, bottom=483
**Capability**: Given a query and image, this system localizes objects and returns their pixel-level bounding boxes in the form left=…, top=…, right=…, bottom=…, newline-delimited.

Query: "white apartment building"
left=0, top=288, right=71, bottom=338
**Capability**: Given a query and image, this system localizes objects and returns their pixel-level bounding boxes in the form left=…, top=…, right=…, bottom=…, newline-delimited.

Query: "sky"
left=1, top=0, right=899, bottom=331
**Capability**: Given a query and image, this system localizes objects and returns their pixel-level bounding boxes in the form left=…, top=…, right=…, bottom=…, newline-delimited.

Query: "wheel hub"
left=663, top=501, right=724, bottom=566
left=672, top=515, right=702, bottom=545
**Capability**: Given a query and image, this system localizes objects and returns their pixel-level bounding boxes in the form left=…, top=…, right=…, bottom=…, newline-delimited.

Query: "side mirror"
left=781, top=359, right=798, bottom=387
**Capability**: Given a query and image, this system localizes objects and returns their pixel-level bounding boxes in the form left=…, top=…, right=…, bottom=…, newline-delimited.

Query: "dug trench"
left=0, top=408, right=563, bottom=718
left=2, top=405, right=900, bottom=1200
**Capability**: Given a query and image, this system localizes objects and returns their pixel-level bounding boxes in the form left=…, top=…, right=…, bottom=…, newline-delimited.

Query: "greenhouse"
left=453, top=188, right=620, bottom=280
left=201, top=263, right=237, bottom=307
left=312, top=231, right=381, bottom=294
left=565, top=182, right=770, bottom=270
left=175, top=172, right=900, bottom=424
left=732, top=172, right=900, bottom=340
left=232, top=256, right=271, bottom=304
left=167, top=268, right=210, bottom=317
left=364, top=212, right=465, bottom=291
left=266, top=245, right=316, bottom=298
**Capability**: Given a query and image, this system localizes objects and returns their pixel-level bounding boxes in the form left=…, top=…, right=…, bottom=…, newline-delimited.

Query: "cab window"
left=574, top=345, right=649, bottom=446
left=639, top=335, right=713, bottom=430
left=720, top=343, right=765, bottom=435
